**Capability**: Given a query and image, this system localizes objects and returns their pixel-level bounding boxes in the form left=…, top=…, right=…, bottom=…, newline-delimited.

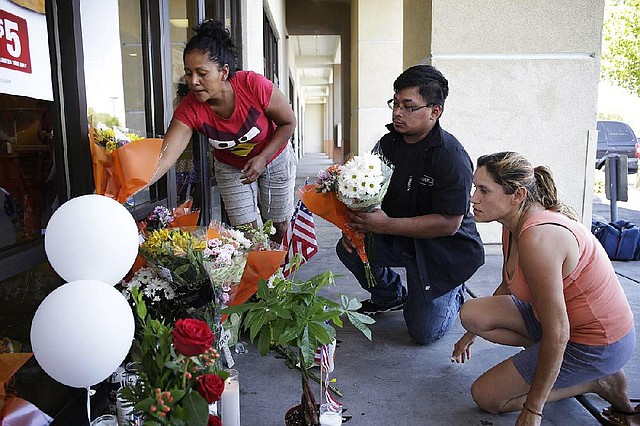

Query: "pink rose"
left=196, top=374, right=225, bottom=404
left=171, top=318, right=214, bottom=356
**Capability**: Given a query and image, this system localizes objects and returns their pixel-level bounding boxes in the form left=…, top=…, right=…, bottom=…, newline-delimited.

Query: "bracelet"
left=522, top=403, right=544, bottom=418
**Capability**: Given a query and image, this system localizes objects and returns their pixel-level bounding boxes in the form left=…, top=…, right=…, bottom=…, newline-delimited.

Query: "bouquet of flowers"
left=135, top=227, right=213, bottom=323
left=139, top=227, right=208, bottom=288
left=88, top=117, right=164, bottom=204
left=204, top=221, right=286, bottom=317
left=93, top=122, right=143, bottom=154
left=138, top=202, right=201, bottom=233
left=300, top=152, right=394, bottom=286
left=119, top=289, right=228, bottom=426
left=118, top=266, right=176, bottom=303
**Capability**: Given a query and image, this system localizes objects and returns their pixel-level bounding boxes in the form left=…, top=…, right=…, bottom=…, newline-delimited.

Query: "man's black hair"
left=393, top=65, right=449, bottom=107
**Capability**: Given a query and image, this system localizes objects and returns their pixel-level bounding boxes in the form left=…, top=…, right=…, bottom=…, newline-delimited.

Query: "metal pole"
left=609, top=155, right=618, bottom=222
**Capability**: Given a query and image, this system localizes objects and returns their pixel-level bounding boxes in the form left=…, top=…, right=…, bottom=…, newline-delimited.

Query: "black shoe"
left=357, top=296, right=406, bottom=314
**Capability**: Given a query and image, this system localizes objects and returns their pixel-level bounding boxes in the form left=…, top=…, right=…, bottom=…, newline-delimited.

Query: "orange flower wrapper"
left=221, top=250, right=286, bottom=323
left=170, top=200, right=201, bottom=228
left=88, top=121, right=164, bottom=203
left=0, top=353, right=32, bottom=398
left=298, top=184, right=368, bottom=264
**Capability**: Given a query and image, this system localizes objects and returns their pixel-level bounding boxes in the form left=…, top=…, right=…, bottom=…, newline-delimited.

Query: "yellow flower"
left=126, top=132, right=143, bottom=141
left=142, top=229, right=171, bottom=255
left=105, top=139, right=117, bottom=154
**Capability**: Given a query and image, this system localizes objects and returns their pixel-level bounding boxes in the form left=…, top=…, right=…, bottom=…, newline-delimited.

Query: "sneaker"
left=357, top=296, right=407, bottom=315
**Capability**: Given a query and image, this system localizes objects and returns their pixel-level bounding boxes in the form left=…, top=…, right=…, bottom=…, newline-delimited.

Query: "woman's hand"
left=515, top=407, right=543, bottom=426
left=451, top=332, right=476, bottom=363
left=240, top=155, right=268, bottom=184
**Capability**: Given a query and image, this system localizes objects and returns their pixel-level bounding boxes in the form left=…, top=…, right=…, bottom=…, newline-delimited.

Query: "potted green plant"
left=222, top=270, right=374, bottom=426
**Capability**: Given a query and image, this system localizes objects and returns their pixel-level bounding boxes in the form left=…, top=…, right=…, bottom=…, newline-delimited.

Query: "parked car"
left=596, top=120, right=639, bottom=173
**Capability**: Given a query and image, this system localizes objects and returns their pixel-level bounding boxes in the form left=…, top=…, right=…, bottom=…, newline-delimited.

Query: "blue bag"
left=591, top=219, right=640, bottom=261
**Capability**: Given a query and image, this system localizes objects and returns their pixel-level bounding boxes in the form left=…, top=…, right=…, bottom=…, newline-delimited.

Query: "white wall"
left=304, top=103, right=324, bottom=153
left=241, top=0, right=264, bottom=73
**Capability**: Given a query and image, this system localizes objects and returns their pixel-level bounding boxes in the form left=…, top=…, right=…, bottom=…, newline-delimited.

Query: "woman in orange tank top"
left=451, top=151, right=637, bottom=426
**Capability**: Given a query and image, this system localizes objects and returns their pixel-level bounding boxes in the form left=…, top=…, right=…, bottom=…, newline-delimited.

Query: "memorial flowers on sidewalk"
left=300, top=152, right=394, bottom=287
left=119, top=289, right=228, bottom=426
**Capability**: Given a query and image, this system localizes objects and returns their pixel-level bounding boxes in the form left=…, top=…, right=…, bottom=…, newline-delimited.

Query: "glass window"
left=263, top=14, right=279, bottom=85
left=0, top=94, right=55, bottom=251
left=169, top=1, right=203, bottom=210
left=80, top=0, right=153, bottom=209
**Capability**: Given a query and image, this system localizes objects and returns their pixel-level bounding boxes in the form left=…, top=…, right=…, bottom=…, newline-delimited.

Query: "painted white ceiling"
left=290, top=34, right=341, bottom=104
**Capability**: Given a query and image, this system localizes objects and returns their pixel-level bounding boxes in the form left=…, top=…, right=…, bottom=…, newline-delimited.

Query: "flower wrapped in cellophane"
left=299, top=152, right=394, bottom=287
left=134, top=227, right=213, bottom=323
left=202, top=222, right=252, bottom=287
left=204, top=221, right=285, bottom=313
left=139, top=227, right=208, bottom=288
left=88, top=117, right=164, bottom=204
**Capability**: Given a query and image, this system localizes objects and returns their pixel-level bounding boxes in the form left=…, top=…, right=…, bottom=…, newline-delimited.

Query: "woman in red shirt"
left=151, top=19, right=296, bottom=243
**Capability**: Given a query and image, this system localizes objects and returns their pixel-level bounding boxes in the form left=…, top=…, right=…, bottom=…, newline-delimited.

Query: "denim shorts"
left=214, top=144, right=296, bottom=225
left=511, top=296, right=636, bottom=388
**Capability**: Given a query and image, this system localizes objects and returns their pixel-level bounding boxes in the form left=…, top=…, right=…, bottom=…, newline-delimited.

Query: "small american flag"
left=282, top=199, right=318, bottom=277
left=319, top=340, right=342, bottom=412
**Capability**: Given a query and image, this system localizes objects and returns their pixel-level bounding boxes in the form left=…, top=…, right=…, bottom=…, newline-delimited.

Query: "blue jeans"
left=336, top=234, right=465, bottom=345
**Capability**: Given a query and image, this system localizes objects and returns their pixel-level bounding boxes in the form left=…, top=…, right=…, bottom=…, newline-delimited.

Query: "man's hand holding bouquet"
left=299, top=152, right=393, bottom=287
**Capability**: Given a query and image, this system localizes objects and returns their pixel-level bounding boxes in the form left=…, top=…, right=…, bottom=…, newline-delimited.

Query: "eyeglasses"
left=387, top=99, right=436, bottom=113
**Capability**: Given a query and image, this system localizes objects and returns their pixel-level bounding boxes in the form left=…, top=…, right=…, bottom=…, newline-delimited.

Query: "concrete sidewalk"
left=231, top=153, right=640, bottom=425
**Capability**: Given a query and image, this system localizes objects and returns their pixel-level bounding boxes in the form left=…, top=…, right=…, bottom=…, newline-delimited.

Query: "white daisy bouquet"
left=117, top=266, right=176, bottom=303
left=303, top=152, right=394, bottom=287
left=335, top=152, right=394, bottom=212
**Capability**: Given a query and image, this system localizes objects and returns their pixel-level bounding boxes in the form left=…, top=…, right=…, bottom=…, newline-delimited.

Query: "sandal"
left=601, top=404, right=640, bottom=426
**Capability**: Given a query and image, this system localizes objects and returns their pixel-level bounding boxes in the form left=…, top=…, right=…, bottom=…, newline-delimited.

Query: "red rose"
left=196, top=373, right=225, bottom=404
left=171, top=318, right=214, bottom=356
left=207, top=415, right=222, bottom=426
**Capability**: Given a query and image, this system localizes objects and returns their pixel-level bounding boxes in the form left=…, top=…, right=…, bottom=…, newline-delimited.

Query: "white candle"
left=220, top=369, right=240, bottom=426
left=319, top=411, right=342, bottom=426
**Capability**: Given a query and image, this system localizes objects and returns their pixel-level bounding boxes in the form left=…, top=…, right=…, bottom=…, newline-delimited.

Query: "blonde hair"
left=477, top=151, right=578, bottom=220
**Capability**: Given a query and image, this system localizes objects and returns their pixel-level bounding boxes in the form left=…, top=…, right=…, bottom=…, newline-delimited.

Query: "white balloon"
left=45, top=194, right=139, bottom=285
left=30, top=280, right=135, bottom=388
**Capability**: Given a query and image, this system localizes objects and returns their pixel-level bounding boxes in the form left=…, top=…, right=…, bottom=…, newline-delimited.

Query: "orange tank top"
left=504, top=210, right=634, bottom=345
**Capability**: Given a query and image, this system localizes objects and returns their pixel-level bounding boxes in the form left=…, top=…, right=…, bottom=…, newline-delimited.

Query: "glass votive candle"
left=319, top=403, right=342, bottom=426
left=90, top=414, right=118, bottom=426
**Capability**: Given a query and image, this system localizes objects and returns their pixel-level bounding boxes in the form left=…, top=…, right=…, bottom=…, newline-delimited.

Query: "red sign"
left=0, top=9, right=32, bottom=74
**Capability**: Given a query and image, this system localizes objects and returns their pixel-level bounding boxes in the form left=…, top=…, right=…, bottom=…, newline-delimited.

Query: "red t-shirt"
left=173, top=70, right=284, bottom=169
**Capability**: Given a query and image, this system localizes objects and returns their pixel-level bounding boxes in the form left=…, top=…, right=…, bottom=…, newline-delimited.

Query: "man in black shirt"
left=336, top=65, right=484, bottom=344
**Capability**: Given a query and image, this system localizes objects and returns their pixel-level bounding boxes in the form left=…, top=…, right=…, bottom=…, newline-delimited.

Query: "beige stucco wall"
left=403, top=0, right=432, bottom=67
left=351, top=0, right=404, bottom=155
left=428, top=0, right=604, bottom=244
